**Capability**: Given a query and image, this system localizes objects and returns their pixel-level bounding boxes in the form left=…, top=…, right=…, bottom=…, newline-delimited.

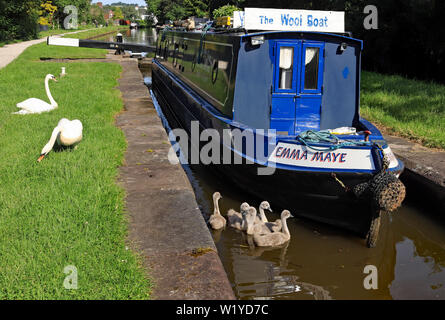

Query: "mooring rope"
left=296, top=130, right=372, bottom=152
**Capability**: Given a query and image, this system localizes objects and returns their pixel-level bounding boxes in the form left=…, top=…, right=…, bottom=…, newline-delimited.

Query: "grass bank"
left=0, top=32, right=150, bottom=299
left=0, top=25, right=123, bottom=48
left=63, top=25, right=124, bottom=40
left=361, top=71, right=445, bottom=149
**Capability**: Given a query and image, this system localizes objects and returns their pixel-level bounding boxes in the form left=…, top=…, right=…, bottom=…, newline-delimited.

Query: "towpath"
left=385, top=134, right=445, bottom=211
left=0, top=29, right=93, bottom=70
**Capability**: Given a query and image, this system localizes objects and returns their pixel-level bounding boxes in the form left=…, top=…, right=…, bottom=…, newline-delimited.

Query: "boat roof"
left=162, top=28, right=363, bottom=50
left=240, top=30, right=363, bottom=50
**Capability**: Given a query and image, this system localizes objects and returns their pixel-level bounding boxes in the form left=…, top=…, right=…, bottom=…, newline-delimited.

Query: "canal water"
left=113, top=28, right=445, bottom=300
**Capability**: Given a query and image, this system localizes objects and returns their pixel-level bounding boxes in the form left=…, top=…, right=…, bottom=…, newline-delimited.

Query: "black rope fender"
left=332, top=143, right=406, bottom=212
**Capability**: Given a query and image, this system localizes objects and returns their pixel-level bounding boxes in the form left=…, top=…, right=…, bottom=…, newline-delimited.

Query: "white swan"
left=209, top=192, right=226, bottom=230
left=252, top=210, right=293, bottom=247
left=14, top=74, right=58, bottom=114
left=227, top=202, right=250, bottom=230
left=37, top=118, right=83, bottom=162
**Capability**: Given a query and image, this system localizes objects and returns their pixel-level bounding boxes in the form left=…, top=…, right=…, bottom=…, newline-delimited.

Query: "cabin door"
left=271, top=41, right=324, bottom=135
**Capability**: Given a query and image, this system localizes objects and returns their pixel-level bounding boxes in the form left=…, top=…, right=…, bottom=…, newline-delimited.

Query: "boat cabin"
left=154, top=29, right=363, bottom=136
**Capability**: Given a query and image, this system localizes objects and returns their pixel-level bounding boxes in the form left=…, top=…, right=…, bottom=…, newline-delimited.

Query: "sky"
left=91, top=0, right=147, bottom=6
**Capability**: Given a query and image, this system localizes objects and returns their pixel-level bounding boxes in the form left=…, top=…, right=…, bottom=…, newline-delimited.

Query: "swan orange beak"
left=37, top=154, right=45, bottom=162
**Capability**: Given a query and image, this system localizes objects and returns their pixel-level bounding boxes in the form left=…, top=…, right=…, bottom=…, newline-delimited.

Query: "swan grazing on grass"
left=14, top=74, right=58, bottom=114
left=209, top=192, right=226, bottom=230
left=228, top=202, right=250, bottom=230
left=252, top=210, right=293, bottom=247
left=37, top=118, right=83, bottom=162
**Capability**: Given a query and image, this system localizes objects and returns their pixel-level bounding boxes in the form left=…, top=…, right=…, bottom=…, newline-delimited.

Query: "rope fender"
left=297, top=130, right=406, bottom=211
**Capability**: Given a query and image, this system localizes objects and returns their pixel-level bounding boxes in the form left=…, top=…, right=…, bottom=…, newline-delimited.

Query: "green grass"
left=0, top=39, right=151, bottom=299
left=0, top=25, right=123, bottom=48
left=38, top=25, right=93, bottom=38
left=361, top=71, right=445, bottom=149
left=64, top=26, right=124, bottom=40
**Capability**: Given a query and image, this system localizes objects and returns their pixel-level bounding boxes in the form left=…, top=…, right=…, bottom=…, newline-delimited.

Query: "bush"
left=0, top=0, right=39, bottom=42
left=212, top=4, right=240, bottom=18
left=136, top=19, right=148, bottom=28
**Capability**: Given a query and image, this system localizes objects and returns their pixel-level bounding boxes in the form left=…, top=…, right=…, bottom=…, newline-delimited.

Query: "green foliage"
left=122, top=5, right=138, bottom=21
left=51, top=0, right=91, bottom=28
left=183, top=0, right=209, bottom=18
left=89, top=4, right=105, bottom=25
left=136, top=19, right=148, bottom=27
left=145, top=0, right=161, bottom=24
left=38, top=0, right=57, bottom=26
left=113, top=7, right=124, bottom=20
left=212, top=4, right=240, bottom=18
left=145, top=0, right=210, bottom=23
left=0, top=0, right=39, bottom=42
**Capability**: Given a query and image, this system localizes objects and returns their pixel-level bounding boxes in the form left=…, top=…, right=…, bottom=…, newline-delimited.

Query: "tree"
left=90, top=4, right=105, bottom=25
left=212, top=4, right=240, bottom=18
left=122, top=5, right=138, bottom=21
left=51, top=0, right=91, bottom=27
left=0, top=0, right=40, bottom=42
left=114, top=7, right=124, bottom=20
left=145, top=0, right=161, bottom=24
left=38, top=0, right=57, bottom=27
left=183, top=0, right=209, bottom=18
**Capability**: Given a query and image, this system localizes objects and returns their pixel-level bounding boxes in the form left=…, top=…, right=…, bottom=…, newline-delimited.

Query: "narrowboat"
left=47, top=9, right=406, bottom=247
left=150, top=29, right=406, bottom=245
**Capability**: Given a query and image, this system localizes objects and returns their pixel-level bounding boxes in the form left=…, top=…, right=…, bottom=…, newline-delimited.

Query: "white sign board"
left=244, top=8, right=345, bottom=33
left=268, top=143, right=399, bottom=170
left=232, top=11, right=245, bottom=28
left=268, top=142, right=375, bottom=170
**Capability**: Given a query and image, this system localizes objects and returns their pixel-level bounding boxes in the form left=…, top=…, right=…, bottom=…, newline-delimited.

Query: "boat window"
left=304, top=47, right=319, bottom=89
left=279, top=47, right=294, bottom=89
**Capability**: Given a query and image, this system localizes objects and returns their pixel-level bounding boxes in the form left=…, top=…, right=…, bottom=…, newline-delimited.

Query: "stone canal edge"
left=112, top=54, right=235, bottom=299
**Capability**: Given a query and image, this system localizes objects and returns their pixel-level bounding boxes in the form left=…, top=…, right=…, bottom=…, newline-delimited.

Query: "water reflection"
left=185, top=162, right=445, bottom=300
left=93, top=27, right=157, bottom=47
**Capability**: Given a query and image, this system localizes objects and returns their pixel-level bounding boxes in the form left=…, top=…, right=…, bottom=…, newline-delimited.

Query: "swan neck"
left=45, top=76, right=57, bottom=107
left=281, top=217, right=290, bottom=237
left=213, top=197, right=221, bottom=216
left=42, top=126, right=61, bottom=154
left=259, top=207, right=268, bottom=223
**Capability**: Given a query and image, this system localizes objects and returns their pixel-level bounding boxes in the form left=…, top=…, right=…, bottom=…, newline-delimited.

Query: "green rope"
left=296, top=130, right=373, bottom=151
